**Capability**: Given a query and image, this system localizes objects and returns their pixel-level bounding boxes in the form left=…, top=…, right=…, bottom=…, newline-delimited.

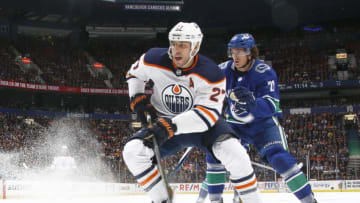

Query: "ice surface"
left=4, top=192, right=360, bottom=203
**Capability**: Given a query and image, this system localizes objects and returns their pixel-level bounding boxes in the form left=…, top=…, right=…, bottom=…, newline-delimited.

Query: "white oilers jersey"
left=126, top=48, right=226, bottom=135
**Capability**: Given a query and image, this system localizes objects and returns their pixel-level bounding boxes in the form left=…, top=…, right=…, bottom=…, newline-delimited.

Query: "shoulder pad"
left=143, top=48, right=169, bottom=65
left=191, top=54, right=225, bottom=83
left=254, top=63, right=271, bottom=73
left=218, top=60, right=231, bottom=70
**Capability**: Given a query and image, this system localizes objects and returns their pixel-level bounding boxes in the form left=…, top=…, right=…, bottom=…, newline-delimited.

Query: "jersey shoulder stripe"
left=195, top=105, right=217, bottom=123
left=193, top=109, right=211, bottom=129
left=189, top=73, right=225, bottom=84
left=194, top=104, right=220, bottom=117
left=189, top=54, right=226, bottom=84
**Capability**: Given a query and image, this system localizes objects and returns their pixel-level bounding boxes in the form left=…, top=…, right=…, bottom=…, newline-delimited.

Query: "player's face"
left=170, top=41, right=192, bottom=68
left=231, top=48, right=251, bottom=71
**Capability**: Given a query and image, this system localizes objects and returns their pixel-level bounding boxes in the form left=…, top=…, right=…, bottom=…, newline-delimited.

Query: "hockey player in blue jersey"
left=123, top=23, right=263, bottom=203
left=196, top=33, right=317, bottom=203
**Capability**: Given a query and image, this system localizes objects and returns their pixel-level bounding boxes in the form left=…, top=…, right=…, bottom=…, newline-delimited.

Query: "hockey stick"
left=251, top=161, right=303, bottom=173
left=147, top=114, right=173, bottom=203
left=251, top=161, right=276, bottom=172
left=168, top=147, right=193, bottom=182
left=22, top=162, right=29, bottom=170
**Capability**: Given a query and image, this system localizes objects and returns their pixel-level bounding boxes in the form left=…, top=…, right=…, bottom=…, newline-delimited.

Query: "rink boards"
left=1, top=179, right=360, bottom=199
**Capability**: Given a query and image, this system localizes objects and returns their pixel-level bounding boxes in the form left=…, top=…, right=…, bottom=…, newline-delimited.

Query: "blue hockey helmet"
left=227, top=33, right=256, bottom=58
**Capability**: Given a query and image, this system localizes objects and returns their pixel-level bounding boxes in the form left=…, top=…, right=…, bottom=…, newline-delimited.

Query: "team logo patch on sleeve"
left=255, top=64, right=271, bottom=73
left=161, top=84, right=193, bottom=114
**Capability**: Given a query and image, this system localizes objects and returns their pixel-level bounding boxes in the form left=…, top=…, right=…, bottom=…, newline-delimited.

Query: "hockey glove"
left=230, top=86, right=256, bottom=112
left=145, top=117, right=177, bottom=146
left=130, top=93, right=156, bottom=125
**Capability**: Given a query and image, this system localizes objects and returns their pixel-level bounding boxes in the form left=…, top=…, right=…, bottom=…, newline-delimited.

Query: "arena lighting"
left=336, top=53, right=348, bottom=59
left=344, top=114, right=356, bottom=121
left=21, top=57, right=31, bottom=64
left=93, top=62, right=103, bottom=69
left=24, top=118, right=34, bottom=125
left=303, top=27, right=323, bottom=32
left=344, top=114, right=357, bottom=129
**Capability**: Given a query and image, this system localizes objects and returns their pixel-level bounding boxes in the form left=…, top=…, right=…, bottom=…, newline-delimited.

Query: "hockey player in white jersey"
left=50, top=145, right=77, bottom=172
left=123, top=22, right=263, bottom=203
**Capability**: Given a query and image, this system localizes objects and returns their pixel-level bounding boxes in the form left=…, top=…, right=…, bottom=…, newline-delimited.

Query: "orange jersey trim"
left=188, top=73, right=226, bottom=85
left=140, top=169, right=159, bottom=186
left=234, top=177, right=257, bottom=190
left=143, top=57, right=172, bottom=72
left=142, top=54, right=225, bottom=85
left=196, top=106, right=217, bottom=123
left=172, top=55, right=199, bottom=71
left=158, top=118, right=174, bottom=138
left=130, top=94, right=147, bottom=111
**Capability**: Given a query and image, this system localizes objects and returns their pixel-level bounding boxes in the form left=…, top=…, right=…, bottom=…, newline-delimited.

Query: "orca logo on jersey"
left=255, top=63, right=271, bottom=73
left=161, top=84, right=193, bottom=114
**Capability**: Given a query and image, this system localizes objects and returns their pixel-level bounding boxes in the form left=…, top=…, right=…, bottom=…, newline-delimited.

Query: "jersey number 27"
left=210, top=87, right=225, bottom=102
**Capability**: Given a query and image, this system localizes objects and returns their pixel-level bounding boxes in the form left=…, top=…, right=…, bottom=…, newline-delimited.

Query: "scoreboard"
left=101, top=0, right=183, bottom=12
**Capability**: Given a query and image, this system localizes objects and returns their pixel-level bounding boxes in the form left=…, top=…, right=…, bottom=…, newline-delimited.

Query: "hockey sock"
left=212, top=137, right=263, bottom=203
left=196, top=181, right=208, bottom=203
left=123, top=139, right=169, bottom=203
left=206, top=168, right=226, bottom=202
left=231, top=171, right=262, bottom=202
left=283, top=164, right=313, bottom=202
left=135, top=164, right=168, bottom=203
left=267, top=149, right=313, bottom=202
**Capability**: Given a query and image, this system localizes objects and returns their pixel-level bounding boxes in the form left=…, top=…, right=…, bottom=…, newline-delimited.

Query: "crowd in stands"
left=13, top=35, right=109, bottom=88
left=1, top=23, right=360, bottom=184
left=86, top=38, right=163, bottom=89
left=0, top=24, right=360, bottom=89
left=0, top=108, right=358, bottom=182
left=282, top=112, right=350, bottom=180
left=280, top=96, right=360, bottom=109
left=0, top=40, right=40, bottom=84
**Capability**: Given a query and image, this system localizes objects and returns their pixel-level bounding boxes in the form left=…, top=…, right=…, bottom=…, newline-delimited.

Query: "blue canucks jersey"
left=219, top=59, right=282, bottom=126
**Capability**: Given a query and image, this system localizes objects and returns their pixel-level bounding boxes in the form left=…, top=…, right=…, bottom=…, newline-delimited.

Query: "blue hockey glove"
left=230, top=86, right=256, bottom=112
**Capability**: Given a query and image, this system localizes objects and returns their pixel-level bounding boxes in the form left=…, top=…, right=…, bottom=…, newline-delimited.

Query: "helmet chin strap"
left=168, top=49, right=195, bottom=69
left=180, top=54, right=195, bottom=69
left=176, top=43, right=198, bottom=69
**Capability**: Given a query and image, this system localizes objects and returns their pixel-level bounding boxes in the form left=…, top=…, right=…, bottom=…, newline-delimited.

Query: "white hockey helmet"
left=61, top=145, right=69, bottom=155
left=168, top=22, right=203, bottom=60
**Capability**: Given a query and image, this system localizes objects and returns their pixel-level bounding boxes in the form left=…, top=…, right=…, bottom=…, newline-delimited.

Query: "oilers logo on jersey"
left=127, top=48, right=225, bottom=134
left=161, top=84, right=193, bottom=114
